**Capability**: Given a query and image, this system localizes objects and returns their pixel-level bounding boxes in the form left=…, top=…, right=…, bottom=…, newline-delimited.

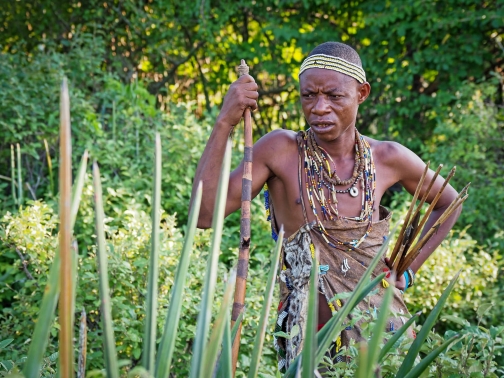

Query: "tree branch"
left=15, top=247, right=37, bottom=285
left=148, top=40, right=205, bottom=95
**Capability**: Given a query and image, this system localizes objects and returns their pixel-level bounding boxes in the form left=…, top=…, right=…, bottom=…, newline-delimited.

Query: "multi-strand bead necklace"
left=302, top=128, right=376, bottom=250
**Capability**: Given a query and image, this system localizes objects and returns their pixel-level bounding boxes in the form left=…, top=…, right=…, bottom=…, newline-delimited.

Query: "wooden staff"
left=231, top=59, right=253, bottom=375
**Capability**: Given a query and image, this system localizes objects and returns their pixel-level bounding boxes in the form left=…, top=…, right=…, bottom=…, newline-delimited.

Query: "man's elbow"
left=197, top=216, right=212, bottom=229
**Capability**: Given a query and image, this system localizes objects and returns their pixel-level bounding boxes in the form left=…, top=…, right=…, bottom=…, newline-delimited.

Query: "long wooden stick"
left=231, top=59, right=253, bottom=375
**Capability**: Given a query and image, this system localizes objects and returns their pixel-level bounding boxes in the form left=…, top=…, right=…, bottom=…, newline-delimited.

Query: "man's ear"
left=358, top=82, right=371, bottom=104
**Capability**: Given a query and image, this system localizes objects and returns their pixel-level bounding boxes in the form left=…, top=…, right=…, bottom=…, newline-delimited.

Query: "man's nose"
left=312, top=95, right=330, bottom=115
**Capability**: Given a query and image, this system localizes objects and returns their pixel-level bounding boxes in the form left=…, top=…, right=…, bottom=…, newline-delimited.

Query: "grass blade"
left=366, top=280, right=394, bottom=376
left=44, top=139, right=55, bottom=196
left=395, top=271, right=460, bottom=377
left=58, top=78, right=73, bottom=378
left=71, top=150, right=88, bottom=227
left=353, top=272, right=386, bottom=306
left=112, top=100, right=116, bottom=143
left=231, top=311, right=244, bottom=346
left=93, top=161, right=119, bottom=378
left=378, top=312, right=421, bottom=363
left=77, top=309, right=87, bottom=378
left=403, top=335, right=462, bottom=378
left=217, top=313, right=233, bottom=378
left=10, top=145, right=17, bottom=205
left=190, top=140, right=232, bottom=378
left=301, top=257, right=318, bottom=378
left=23, top=150, right=88, bottom=378
left=143, top=133, right=162, bottom=372
left=203, top=270, right=237, bottom=374
left=23, top=252, right=61, bottom=378
left=16, top=143, right=23, bottom=205
left=155, top=181, right=203, bottom=378
left=355, top=343, right=369, bottom=378
left=248, top=227, right=285, bottom=378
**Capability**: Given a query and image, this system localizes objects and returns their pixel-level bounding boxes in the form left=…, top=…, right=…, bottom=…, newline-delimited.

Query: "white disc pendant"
left=349, top=187, right=359, bottom=197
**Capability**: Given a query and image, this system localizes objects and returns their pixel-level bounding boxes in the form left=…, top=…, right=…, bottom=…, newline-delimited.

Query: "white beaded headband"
left=299, top=54, right=366, bottom=83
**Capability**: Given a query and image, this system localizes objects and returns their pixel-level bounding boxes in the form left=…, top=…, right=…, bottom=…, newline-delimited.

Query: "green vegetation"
left=1, top=0, right=503, bottom=376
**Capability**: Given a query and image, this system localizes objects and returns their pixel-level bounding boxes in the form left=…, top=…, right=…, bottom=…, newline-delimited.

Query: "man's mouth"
left=311, top=122, right=334, bottom=128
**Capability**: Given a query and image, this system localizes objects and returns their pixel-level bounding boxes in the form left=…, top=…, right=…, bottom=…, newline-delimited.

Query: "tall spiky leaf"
left=44, top=139, right=55, bottom=196
left=77, top=309, right=87, bottom=378
left=217, top=313, right=233, bottom=378
left=366, top=281, right=394, bottom=377
left=189, top=141, right=232, bottom=378
left=16, top=143, right=23, bottom=205
left=355, top=343, right=369, bottom=378
left=395, top=271, right=460, bottom=377
left=155, top=181, right=203, bottom=378
left=92, top=161, right=119, bottom=378
left=248, top=227, right=284, bottom=378
left=378, top=312, right=421, bottom=363
left=71, top=150, right=88, bottom=227
left=58, top=78, right=73, bottom=378
left=301, top=257, right=318, bottom=378
left=143, top=133, right=162, bottom=372
left=10, top=145, right=17, bottom=205
left=23, top=151, right=88, bottom=378
left=203, top=270, right=236, bottom=374
left=402, top=335, right=462, bottom=378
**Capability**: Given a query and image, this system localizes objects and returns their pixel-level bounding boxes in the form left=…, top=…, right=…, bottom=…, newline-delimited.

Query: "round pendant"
left=349, top=187, right=359, bottom=197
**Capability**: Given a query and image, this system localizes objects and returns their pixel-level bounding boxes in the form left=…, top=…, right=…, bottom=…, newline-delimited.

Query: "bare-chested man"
left=191, top=42, right=460, bottom=371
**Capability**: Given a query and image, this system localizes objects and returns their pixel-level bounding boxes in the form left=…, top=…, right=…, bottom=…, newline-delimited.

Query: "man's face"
left=299, top=68, right=370, bottom=141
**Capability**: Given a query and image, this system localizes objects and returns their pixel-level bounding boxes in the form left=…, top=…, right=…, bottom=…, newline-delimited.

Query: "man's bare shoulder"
left=364, top=136, right=411, bottom=166
left=255, top=128, right=298, bottom=156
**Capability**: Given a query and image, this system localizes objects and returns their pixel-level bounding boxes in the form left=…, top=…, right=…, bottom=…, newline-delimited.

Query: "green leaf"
left=155, top=180, right=203, bottom=378
left=403, top=335, right=462, bottom=378
left=143, top=133, right=162, bottom=373
left=395, top=271, right=460, bottom=377
left=203, top=269, right=236, bottom=375
left=379, top=312, right=421, bottom=363
left=301, top=258, right=318, bottom=378
left=189, top=140, right=232, bottom=378
left=248, top=227, right=284, bottom=378
left=366, top=281, right=394, bottom=375
left=92, top=161, right=119, bottom=378
left=216, top=314, right=232, bottom=378
left=0, top=339, right=14, bottom=350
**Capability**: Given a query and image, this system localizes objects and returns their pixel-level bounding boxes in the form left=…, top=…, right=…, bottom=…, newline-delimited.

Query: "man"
left=191, top=42, right=460, bottom=371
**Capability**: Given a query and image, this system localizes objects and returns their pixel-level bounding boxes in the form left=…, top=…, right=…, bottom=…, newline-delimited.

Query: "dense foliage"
left=1, top=0, right=503, bottom=376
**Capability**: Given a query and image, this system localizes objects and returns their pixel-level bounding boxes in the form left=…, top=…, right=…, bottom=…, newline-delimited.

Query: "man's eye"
left=329, top=94, right=342, bottom=99
left=302, top=93, right=314, bottom=98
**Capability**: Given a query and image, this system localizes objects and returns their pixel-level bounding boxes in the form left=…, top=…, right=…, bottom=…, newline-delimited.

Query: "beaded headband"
left=299, top=54, right=366, bottom=84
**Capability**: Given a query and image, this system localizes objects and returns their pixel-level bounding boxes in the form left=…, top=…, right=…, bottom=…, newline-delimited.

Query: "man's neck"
left=313, top=125, right=357, bottom=161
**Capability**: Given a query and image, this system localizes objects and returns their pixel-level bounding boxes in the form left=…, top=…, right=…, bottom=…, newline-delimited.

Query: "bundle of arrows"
left=388, top=162, right=470, bottom=277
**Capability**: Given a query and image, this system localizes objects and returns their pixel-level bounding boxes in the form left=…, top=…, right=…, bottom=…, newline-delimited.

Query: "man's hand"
left=216, top=74, right=259, bottom=128
left=384, top=257, right=407, bottom=291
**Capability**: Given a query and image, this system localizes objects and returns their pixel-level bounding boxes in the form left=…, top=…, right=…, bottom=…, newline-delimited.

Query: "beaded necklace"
left=302, top=128, right=376, bottom=250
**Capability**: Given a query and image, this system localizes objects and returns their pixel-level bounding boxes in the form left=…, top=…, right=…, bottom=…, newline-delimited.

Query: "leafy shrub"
left=0, top=193, right=278, bottom=377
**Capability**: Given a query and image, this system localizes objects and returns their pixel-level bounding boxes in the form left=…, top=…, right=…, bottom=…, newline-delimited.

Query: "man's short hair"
left=308, top=42, right=362, bottom=68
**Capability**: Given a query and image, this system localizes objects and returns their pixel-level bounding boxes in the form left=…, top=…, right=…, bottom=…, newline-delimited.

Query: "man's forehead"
left=300, top=68, right=357, bottom=89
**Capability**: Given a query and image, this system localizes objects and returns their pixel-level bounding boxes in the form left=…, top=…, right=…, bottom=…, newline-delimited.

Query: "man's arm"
left=190, top=74, right=271, bottom=228
left=381, top=142, right=462, bottom=287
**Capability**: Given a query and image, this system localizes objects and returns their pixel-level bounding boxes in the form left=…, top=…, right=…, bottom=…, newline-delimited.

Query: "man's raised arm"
left=190, top=74, right=259, bottom=229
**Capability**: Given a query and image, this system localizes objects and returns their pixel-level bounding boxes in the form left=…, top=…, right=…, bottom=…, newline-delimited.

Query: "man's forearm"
left=409, top=205, right=462, bottom=273
left=190, top=120, right=232, bottom=227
